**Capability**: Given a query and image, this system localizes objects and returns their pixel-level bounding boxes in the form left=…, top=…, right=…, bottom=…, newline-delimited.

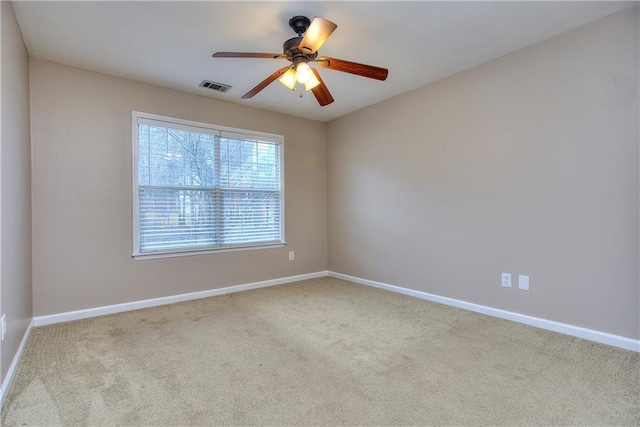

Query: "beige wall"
left=30, top=59, right=327, bottom=316
left=327, top=8, right=639, bottom=339
left=1, top=1, right=33, bottom=381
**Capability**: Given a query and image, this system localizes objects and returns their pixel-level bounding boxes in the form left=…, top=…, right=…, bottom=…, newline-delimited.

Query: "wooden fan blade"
left=310, top=68, right=334, bottom=106
left=213, top=52, right=285, bottom=59
left=299, top=17, right=337, bottom=54
left=316, top=57, right=388, bottom=81
left=241, top=67, right=290, bottom=99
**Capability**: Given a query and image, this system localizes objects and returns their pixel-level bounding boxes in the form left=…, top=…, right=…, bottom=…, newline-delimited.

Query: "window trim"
left=131, top=111, right=285, bottom=260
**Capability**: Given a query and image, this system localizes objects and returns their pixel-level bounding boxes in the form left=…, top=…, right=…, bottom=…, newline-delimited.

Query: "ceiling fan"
left=212, top=15, right=389, bottom=106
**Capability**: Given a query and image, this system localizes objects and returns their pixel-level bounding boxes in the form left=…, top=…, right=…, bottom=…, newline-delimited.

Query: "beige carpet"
left=2, top=277, right=638, bottom=426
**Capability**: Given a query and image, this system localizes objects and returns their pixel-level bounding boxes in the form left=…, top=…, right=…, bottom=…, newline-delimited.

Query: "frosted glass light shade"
left=295, top=62, right=313, bottom=84
left=304, top=73, right=321, bottom=90
left=279, top=68, right=296, bottom=89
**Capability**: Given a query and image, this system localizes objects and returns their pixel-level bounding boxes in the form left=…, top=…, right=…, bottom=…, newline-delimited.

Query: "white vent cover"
left=199, top=80, right=231, bottom=92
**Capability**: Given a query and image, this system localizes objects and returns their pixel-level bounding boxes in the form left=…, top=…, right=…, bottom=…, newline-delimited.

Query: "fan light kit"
left=213, top=15, right=389, bottom=106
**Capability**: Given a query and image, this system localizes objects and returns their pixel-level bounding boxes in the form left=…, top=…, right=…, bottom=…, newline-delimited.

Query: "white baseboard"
left=27, top=269, right=640, bottom=353
left=33, top=271, right=328, bottom=327
left=0, top=319, right=34, bottom=408
left=328, top=271, right=640, bottom=353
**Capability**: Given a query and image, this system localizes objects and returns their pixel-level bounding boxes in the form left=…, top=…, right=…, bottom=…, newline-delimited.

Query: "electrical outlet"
left=1, top=315, right=6, bottom=341
left=501, top=273, right=512, bottom=288
left=288, top=251, right=295, bottom=261
left=518, top=275, right=530, bottom=290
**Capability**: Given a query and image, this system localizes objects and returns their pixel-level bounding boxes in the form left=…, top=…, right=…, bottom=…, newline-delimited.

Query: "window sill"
left=133, top=242, right=286, bottom=260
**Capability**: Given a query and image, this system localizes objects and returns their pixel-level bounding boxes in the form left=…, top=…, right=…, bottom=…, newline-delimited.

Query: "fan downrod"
left=289, top=16, right=311, bottom=36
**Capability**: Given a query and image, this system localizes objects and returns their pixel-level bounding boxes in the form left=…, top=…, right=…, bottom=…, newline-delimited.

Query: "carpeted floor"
left=2, top=277, right=639, bottom=426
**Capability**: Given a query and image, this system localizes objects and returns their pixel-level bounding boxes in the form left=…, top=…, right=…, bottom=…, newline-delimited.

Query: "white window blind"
left=133, top=112, right=283, bottom=257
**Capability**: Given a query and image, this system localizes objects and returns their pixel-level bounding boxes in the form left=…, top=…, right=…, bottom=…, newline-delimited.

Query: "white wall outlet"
left=1, top=315, right=6, bottom=341
left=501, top=273, right=512, bottom=288
left=288, top=251, right=295, bottom=261
left=518, top=275, right=530, bottom=290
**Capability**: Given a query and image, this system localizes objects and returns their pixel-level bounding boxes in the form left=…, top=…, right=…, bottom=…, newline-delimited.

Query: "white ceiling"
left=13, top=1, right=637, bottom=122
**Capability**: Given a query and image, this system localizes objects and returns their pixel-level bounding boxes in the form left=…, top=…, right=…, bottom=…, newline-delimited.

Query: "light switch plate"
left=518, top=275, right=530, bottom=290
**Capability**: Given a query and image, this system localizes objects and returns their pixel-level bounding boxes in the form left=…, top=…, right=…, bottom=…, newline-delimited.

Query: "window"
left=132, top=112, right=284, bottom=258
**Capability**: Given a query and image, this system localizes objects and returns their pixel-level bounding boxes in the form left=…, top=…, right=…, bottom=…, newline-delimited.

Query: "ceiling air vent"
left=199, top=80, right=231, bottom=92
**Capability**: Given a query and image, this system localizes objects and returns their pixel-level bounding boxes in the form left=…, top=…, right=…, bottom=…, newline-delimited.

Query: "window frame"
left=131, top=111, right=285, bottom=260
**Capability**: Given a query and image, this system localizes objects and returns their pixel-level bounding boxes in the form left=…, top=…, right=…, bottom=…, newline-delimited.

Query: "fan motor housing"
left=283, top=36, right=317, bottom=62
left=283, top=36, right=302, bottom=52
